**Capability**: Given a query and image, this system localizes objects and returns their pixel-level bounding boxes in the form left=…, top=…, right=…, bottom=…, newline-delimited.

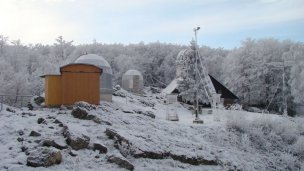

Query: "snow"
left=0, top=87, right=303, bottom=170
left=162, top=79, right=178, bottom=95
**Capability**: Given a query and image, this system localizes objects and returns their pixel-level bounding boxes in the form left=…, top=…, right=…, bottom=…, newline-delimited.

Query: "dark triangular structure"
left=163, top=75, right=238, bottom=107
left=208, top=74, right=238, bottom=100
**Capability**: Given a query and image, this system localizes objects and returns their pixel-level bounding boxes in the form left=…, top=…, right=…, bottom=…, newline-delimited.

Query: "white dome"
left=124, top=70, right=143, bottom=79
left=74, top=54, right=112, bottom=74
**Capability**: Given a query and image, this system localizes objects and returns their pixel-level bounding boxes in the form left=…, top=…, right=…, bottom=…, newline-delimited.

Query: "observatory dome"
left=74, top=54, right=112, bottom=74
left=124, top=70, right=143, bottom=79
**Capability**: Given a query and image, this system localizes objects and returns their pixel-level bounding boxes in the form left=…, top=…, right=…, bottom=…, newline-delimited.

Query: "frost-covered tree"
left=289, top=43, right=304, bottom=104
left=177, top=41, right=210, bottom=104
left=52, top=36, right=74, bottom=61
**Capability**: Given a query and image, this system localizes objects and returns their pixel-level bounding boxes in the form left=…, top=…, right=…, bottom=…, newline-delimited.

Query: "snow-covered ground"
left=0, top=87, right=303, bottom=171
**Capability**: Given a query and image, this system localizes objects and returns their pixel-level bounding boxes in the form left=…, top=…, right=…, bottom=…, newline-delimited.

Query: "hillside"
left=0, top=87, right=303, bottom=171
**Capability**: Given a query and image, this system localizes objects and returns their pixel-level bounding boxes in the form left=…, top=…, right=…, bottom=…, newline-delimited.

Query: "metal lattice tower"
left=193, top=28, right=217, bottom=108
left=196, top=49, right=217, bottom=107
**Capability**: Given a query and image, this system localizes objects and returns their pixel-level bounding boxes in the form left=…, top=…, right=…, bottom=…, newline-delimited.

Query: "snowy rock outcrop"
left=71, top=107, right=102, bottom=124
left=42, top=139, right=68, bottom=150
left=27, top=147, right=62, bottom=167
left=29, top=130, right=41, bottom=137
left=92, top=142, right=108, bottom=154
left=63, top=126, right=90, bottom=150
left=105, top=128, right=218, bottom=166
left=71, top=107, right=90, bottom=119
left=107, top=154, right=134, bottom=171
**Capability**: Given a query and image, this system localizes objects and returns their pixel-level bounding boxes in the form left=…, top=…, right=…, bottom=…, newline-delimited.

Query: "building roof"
left=60, top=63, right=102, bottom=73
left=163, top=75, right=238, bottom=100
left=162, top=79, right=178, bottom=94
left=124, top=70, right=143, bottom=80
left=74, top=54, right=112, bottom=74
left=208, top=74, right=238, bottom=99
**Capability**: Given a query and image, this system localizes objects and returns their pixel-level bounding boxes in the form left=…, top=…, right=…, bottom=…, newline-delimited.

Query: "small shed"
left=122, top=70, right=144, bottom=94
left=41, top=63, right=102, bottom=106
left=74, top=54, right=113, bottom=102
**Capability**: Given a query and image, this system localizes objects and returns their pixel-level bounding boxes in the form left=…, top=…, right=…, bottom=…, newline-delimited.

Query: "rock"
left=47, top=116, right=55, bottom=119
left=69, top=150, right=78, bottom=157
left=27, top=103, right=34, bottom=110
left=71, top=107, right=88, bottom=119
left=21, top=146, right=28, bottom=152
left=150, top=87, right=161, bottom=93
left=42, top=139, right=68, bottom=150
left=105, top=128, right=129, bottom=143
left=17, top=137, right=24, bottom=142
left=106, top=128, right=218, bottom=166
left=93, top=143, right=108, bottom=154
left=22, top=112, right=36, bottom=116
left=66, top=133, right=90, bottom=150
left=122, top=109, right=134, bottom=114
left=92, top=117, right=101, bottom=124
left=37, top=118, right=45, bottom=124
left=48, top=126, right=54, bottom=129
left=114, top=85, right=121, bottom=91
left=18, top=130, right=24, bottom=136
left=62, top=125, right=90, bottom=150
left=139, top=99, right=155, bottom=107
left=34, top=96, right=45, bottom=106
left=133, top=110, right=155, bottom=119
left=66, top=106, right=73, bottom=110
left=54, top=119, right=62, bottom=124
left=113, top=91, right=126, bottom=97
left=57, top=111, right=66, bottom=114
left=86, top=114, right=96, bottom=120
left=144, top=111, right=155, bottom=119
left=74, top=101, right=96, bottom=110
left=107, top=155, right=134, bottom=171
left=29, top=131, right=41, bottom=137
left=101, top=120, right=112, bottom=126
left=71, top=107, right=103, bottom=124
left=27, top=147, right=62, bottom=167
left=6, top=107, right=16, bottom=113
left=34, top=140, right=41, bottom=144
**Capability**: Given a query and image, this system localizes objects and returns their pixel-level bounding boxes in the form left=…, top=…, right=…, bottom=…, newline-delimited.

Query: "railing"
left=0, top=94, right=33, bottom=111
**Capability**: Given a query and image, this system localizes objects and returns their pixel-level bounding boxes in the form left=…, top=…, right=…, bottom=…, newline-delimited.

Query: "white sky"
left=0, top=0, right=303, bottom=48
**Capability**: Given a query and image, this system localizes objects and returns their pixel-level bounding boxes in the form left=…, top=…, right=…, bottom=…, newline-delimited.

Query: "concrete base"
left=193, top=118, right=204, bottom=124
left=100, top=93, right=112, bottom=102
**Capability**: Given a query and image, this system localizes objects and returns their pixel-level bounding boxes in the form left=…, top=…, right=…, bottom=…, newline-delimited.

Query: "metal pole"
left=283, top=62, right=287, bottom=116
left=193, top=27, right=203, bottom=124
left=194, top=29, right=199, bottom=119
left=1, top=96, right=3, bottom=111
left=193, top=27, right=202, bottom=120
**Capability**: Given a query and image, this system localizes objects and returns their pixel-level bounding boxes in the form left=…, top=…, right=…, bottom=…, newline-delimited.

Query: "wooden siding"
left=61, top=72, right=100, bottom=105
left=44, top=75, right=62, bottom=106
left=44, top=64, right=102, bottom=106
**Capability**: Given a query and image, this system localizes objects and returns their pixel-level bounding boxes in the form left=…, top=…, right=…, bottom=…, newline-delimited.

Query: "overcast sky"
left=0, top=0, right=303, bottom=49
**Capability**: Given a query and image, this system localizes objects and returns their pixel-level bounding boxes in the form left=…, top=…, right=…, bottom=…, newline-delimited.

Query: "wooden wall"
left=44, top=64, right=102, bottom=106
left=61, top=64, right=101, bottom=105
left=45, top=75, right=62, bottom=106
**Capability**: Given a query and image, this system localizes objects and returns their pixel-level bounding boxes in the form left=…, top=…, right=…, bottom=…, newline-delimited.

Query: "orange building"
left=41, top=63, right=102, bottom=106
